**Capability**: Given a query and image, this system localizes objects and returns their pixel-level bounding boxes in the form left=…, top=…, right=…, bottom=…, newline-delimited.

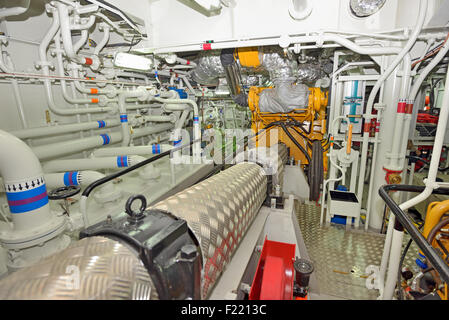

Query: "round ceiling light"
left=350, top=0, right=387, bottom=17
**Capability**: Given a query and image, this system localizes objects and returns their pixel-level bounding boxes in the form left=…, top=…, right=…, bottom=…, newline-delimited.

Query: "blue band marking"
left=100, top=134, right=110, bottom=145
left=173, top=140, right=181, bottom=146
left=152, top=144, right=161, bottom=154
left=97, top=120, right=106, bottom=128
left=6, top=184, right=49, bottom=214
left=193, top=116, right=199, bottom=122
left=120, top=114, right=128, bottom=123
left=155, top=71, right=159, bottom=78
left=63, top=171, right=79, bottom=186
left=117, top=156, right=128, bottom=168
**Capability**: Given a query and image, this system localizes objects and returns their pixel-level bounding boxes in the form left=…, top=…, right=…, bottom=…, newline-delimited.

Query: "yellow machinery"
left=237, top=47, right=329, bottom=171
left=247, top=86, right=328, bottom=170
left=414, top=201, right=449, bottom=300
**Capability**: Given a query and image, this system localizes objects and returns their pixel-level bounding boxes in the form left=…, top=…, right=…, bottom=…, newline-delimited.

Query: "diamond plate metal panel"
left=0, top=237, right=157, bottom=300
left=296, top=203, right=419, bottom=300
left=151, top=162, right=267, bottom=298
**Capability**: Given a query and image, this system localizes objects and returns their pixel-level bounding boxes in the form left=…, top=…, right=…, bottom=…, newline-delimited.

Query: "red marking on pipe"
left=364, top=123, right=371, bottom=133
left=186, top=60, right=190, bottom=65
left=91, top=98, right=99, bottom=103
left=8, top=191, right=48, bottom=206
left=406, top=103, right=414, bottom=114
left=376, top=122, right=380, bottom=132
left=202, top=43, right=212, bottom=51
left=397, top=101, right=406, bottom=113
left=84, top=57, right=93, bottom=65
left=90, top=88, right=98, bottom=94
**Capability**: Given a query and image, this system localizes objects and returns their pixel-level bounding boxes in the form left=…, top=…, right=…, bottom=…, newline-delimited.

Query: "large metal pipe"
left=0, top=236, right=158, bottom=300
left=0, top=162, right=267, bottom=300
left=151, top=162, right=267, bottom=298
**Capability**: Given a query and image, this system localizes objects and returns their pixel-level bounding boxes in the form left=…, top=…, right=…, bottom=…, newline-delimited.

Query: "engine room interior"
left=0, top=0, right=448, bottom=302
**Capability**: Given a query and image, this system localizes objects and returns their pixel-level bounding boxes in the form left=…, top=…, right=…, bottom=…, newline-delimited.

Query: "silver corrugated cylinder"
left=150, top=162, right=267, bottom=298
left=0, top=236, right=158, bottom=300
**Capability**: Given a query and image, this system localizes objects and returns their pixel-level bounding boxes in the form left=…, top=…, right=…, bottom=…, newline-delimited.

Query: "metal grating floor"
left=296, top=202, right=419, bottom=300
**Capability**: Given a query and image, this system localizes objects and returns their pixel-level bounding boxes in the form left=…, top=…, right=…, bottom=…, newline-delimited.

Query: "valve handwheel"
left=48, top=185, right=81, bottom=200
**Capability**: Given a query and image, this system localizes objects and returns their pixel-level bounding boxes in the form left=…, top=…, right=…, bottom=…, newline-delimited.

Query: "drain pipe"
left=0, top=130, right=67, bottom=266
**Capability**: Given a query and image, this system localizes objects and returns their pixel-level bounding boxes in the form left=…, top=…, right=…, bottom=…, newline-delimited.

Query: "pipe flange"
left=0, top=213, right=66, bottom=250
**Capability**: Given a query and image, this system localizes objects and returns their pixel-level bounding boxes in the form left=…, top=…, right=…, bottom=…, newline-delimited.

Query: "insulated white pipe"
left=0, top=47, right=28, bottom=129
left=42, top=155, right=146, bottom=172
left=118, top=88, right=148, bottom=146
left=54, top=31, right=100, bottom=105
left=0, top=0, right=30, bottom=20
left=92, top=144, right=173, bottom=157
left=398, top=38, right=449, bottom=164
left=382, top=58, right=449, bottom=301
left=39, top=8, right=112, bottom=115
left=93, top=25, right=110, bottom=56
left=32, top=123, right=174, bottom=160
left=56, top=3, right=91, bottom=65
left=358, top=0, right=428, bottom=218
left=45, top=170, right=105, bottom=189
left=73, top=29, right=88, bottom=53
left=320, top=150, right=344, bottom=225
left=0, top=130, right=52, bottom=232
left=10, top=119, right=120, bottom=139
left=153, top=97, right=201, bottom=161
left=386, top=54, right=412, bottom=171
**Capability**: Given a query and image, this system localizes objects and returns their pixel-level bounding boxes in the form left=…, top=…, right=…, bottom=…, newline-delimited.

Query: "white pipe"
left=153, top=97, right=201, bottom=161
left=0, top=0, right=30, bottom=20
left=320, top=150, right=344, bottom=225
left=386, top=54, right=412, bottom=171
left=118, top=88, right=148, bottom=146
left=32, top=123, right=174, bottom=160
left=73, top=29, right=88, bottom=53
left=54, top=31, right=101, bottom=105
left=39, top=8, right=112, bottom=115
left=92, top=144, right=173, bottom=157
left=93, top=24, right=110, bottom=56
left=382, top=55, right=449, bottom=300
left=42, top=155, right=146, bottom=172
left=45, top=170, right=105, bottom=189
left=10, top=119, right=120, bottom=139
left=56, top=3, right=90, bottom=65
left=0, top=130, right=52, bottom=232
left=358, top=0, right=428, bottom=215
left=153, top=34, right=403, bottom=55
left=0, top=48, right=28, bottom=129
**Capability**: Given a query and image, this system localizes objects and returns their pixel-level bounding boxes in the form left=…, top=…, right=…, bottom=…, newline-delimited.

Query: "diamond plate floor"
left=296, top=202, right=419, bottom=300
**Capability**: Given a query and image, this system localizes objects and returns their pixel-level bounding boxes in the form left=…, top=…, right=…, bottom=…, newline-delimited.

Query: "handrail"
left=378, top=184, right=449, bottom=285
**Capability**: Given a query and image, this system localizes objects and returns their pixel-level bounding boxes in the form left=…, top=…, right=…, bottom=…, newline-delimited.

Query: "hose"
left=280, top=122, right=312, bottom=164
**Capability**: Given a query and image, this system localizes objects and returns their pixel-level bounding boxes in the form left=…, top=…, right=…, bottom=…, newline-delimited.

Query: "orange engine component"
left=248, top=86, right=328, bottom=171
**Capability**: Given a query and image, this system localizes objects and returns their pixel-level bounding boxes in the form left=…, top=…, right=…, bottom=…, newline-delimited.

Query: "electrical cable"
left=406, top=155, right=449, bottom=172
left=280, top=122, right=312, bottom=163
